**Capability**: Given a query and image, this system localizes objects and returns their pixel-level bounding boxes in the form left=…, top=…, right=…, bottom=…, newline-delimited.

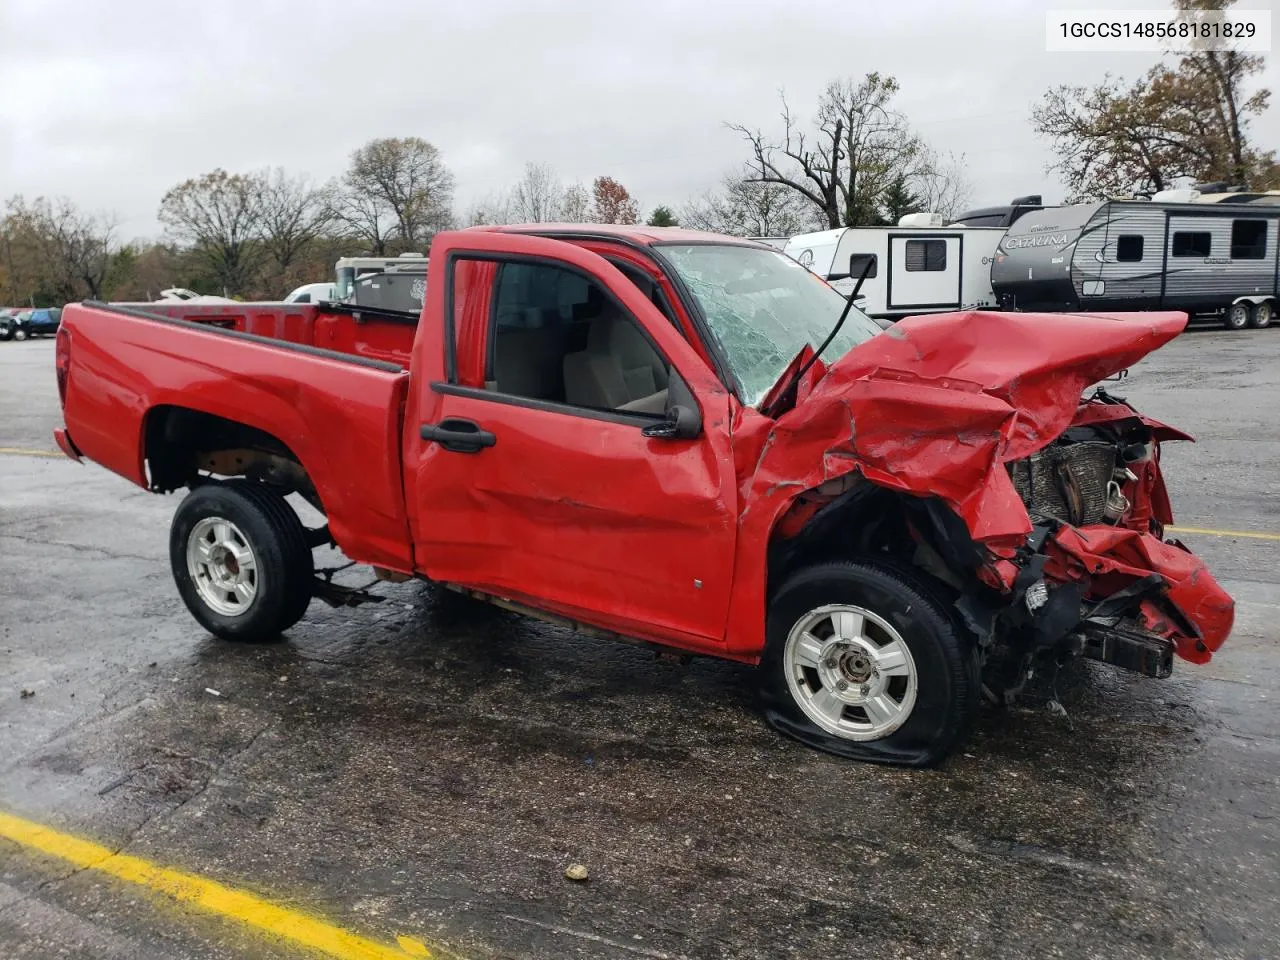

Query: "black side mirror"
left=642, top=370, right=702, bottom=440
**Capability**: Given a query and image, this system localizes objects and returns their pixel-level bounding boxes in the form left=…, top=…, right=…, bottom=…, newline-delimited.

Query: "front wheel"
left=12, top=327, right=26, bottom=341
left=759, top=561, right=979, bottom=767
left=169, top=481, right=314, bottom=642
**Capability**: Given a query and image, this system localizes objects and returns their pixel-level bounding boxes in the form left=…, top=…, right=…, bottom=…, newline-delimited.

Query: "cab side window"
left=485, top=262, right=670, bottom=416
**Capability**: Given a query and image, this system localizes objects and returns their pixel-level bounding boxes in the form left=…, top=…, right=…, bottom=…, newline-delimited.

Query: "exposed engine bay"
left=986, top=387, right=1233, bottom=698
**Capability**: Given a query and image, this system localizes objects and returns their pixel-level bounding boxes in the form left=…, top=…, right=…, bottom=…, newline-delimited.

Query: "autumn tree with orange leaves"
left=590, top=176, right=639, bottom=224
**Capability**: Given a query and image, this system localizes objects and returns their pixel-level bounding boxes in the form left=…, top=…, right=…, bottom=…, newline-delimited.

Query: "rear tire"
left=169, top=481, right=314, bottom=642
left=759, top=561, right=979, bottom=767
left=1249, top=301, right=1274, bottom=330
left=1225, top=303, right=1251, bottom=330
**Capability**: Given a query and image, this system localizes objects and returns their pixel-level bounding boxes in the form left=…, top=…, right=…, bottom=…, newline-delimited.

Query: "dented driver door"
left=406, top=232, right=740, bottom=654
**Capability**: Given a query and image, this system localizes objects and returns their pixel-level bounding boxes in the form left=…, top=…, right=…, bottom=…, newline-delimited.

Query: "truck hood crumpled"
left=744, top=309, right=1189, bottom=555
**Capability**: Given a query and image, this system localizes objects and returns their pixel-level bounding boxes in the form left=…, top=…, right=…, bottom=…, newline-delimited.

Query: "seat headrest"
left=586, top=314, right=619, bottom=350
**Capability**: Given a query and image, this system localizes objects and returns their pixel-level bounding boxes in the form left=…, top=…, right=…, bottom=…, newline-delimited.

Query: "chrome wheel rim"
left=783, top=604, right=918, bottom=741
left=187, top=516, right=259, bottom=616
left=1228, top=305, right=1249, bottom=328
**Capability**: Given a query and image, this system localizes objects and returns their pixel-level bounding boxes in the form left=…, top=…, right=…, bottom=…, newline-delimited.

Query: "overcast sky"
left=2, top=0, right=1276, bottom=242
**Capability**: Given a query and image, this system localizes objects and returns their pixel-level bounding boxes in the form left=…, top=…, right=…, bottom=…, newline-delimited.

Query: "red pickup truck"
left=53, top=225, right=1234, bottom=766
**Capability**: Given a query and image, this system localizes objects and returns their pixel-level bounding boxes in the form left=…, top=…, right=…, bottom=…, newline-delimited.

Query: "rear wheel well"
left=143, top=406, right=322, bottom=513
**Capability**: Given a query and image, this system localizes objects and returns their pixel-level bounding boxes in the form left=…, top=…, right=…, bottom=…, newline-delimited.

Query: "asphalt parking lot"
left=2, top=328, right=1278, bottom=960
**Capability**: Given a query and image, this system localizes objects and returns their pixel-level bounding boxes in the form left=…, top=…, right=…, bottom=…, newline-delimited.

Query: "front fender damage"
left=746, top=308, right=1234, bottom=679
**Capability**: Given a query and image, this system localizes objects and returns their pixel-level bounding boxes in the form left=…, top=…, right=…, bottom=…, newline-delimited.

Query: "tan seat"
left=563, top=315, right=669, bottom=414
left=492, top=308, right=569, bottom=400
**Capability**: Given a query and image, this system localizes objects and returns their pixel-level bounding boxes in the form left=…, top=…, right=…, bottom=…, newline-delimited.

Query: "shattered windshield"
left=659, top=244, right=882, bottom=406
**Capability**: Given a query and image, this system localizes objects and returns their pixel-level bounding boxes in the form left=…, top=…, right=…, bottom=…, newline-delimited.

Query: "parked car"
left=156, top=289, right=238, bottom=304
left=0, top=307, right=61, bottom=340
left=283, top=282, right=338, bottom=304
left=51, top=224, right=1233, bottom=767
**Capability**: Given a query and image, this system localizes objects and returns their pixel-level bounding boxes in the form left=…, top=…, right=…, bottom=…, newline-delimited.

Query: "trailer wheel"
left=758, top=561, right=979, bottom=767
left=1225, top=303, right=1251, bottom=331
left=169, top=481, right=314, bottom=642
left=1249, top=301, right=1274, bottom=330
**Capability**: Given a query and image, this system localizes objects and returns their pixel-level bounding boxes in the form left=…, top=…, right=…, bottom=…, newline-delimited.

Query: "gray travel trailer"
left=949, top=194, right=1046, bottom=229
left=990, top=191, right=1280, bottom=330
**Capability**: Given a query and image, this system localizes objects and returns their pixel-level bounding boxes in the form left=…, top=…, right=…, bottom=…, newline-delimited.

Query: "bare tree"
left=1175, top=0, right=1271, bottom=187
left=731, top=74, right=940, bottom=228
left=337, top=188, right=394, bottom=254
left=510, top=163, right=564, bottom=223
left=559, top=182, right=592, bottom=222
left=158, top=169, right=266, bottom=295
left=1032, top=0, right=1274, bottom=199
left=338, top=137, right=454, bottom=252
left=257, top=169, right=335, bottom=275
left=912, top=148, right=972, bottom=222
left=465, top=191, right=515, bottom=226
left=680, top=170, right=818, bottom=237
left=2, top=197, right=122, bottom=304
left=1, top=196, right=119, bottom=303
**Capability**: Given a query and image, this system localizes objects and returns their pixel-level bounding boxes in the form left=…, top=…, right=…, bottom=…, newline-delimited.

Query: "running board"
left=444, top=584, right=693, bottom=663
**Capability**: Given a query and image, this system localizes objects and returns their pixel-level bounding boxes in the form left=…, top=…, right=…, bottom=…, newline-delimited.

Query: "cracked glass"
left=660, top=244, right=881, bottom=406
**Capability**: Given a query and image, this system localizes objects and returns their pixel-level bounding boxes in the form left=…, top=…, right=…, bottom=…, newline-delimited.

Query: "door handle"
left=420, top=418, right=496, bottom=454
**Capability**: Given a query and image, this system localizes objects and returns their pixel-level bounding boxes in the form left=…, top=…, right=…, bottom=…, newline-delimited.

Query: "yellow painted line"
left=0, top=447, right=63, bottom=459
left=0, top=810, right=437, bottom=960
left=1168, top=525, right=1280, bottom=542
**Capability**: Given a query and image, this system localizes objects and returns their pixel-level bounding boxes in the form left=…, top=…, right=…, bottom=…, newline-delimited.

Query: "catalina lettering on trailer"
left=1003, top=233, right=1071, bottom=250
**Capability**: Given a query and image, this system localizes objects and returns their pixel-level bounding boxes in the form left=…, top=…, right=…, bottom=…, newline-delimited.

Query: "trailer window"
left=904, top=240, right=946, bottom=272
left=1230, top=220, right=1267, bottom=260
left=1116, top=235, right=1144, bottom=262
left=1172, top=232, right=1211, bottom=258
left=848, top=254, right=877, bottom=279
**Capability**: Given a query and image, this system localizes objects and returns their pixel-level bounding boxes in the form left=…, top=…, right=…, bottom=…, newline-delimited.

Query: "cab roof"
left=469, top=223, right=766, bottom=247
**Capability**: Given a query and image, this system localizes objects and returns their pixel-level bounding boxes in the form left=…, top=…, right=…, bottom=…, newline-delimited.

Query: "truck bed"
left=58, top=301, right=415, bottom=571
left=126, top=301, right=418, bottom=369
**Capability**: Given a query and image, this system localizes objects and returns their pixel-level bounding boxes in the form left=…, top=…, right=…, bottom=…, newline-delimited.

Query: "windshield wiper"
left=760, top=258, right=875, bottom=418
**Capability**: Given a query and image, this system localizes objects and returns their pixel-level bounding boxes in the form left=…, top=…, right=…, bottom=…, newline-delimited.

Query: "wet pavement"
left=1, top=329, right=1278, bottom=959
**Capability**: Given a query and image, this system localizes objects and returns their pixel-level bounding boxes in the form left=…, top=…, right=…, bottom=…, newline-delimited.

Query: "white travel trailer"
left=783, top=213, right=1006, bottom=320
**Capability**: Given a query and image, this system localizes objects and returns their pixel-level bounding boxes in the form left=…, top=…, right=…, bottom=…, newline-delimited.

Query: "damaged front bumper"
left=1014, top=521, right=1234, bottom=679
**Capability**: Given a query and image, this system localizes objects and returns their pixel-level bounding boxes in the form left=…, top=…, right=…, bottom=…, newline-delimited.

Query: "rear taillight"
left=55, top=327, right=71, bottom=407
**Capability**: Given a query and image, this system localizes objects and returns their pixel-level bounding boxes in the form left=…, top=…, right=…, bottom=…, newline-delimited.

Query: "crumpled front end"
left=996, top=395, right=1234, bottom=677
left=742, top=308, right=1234, bottom=677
